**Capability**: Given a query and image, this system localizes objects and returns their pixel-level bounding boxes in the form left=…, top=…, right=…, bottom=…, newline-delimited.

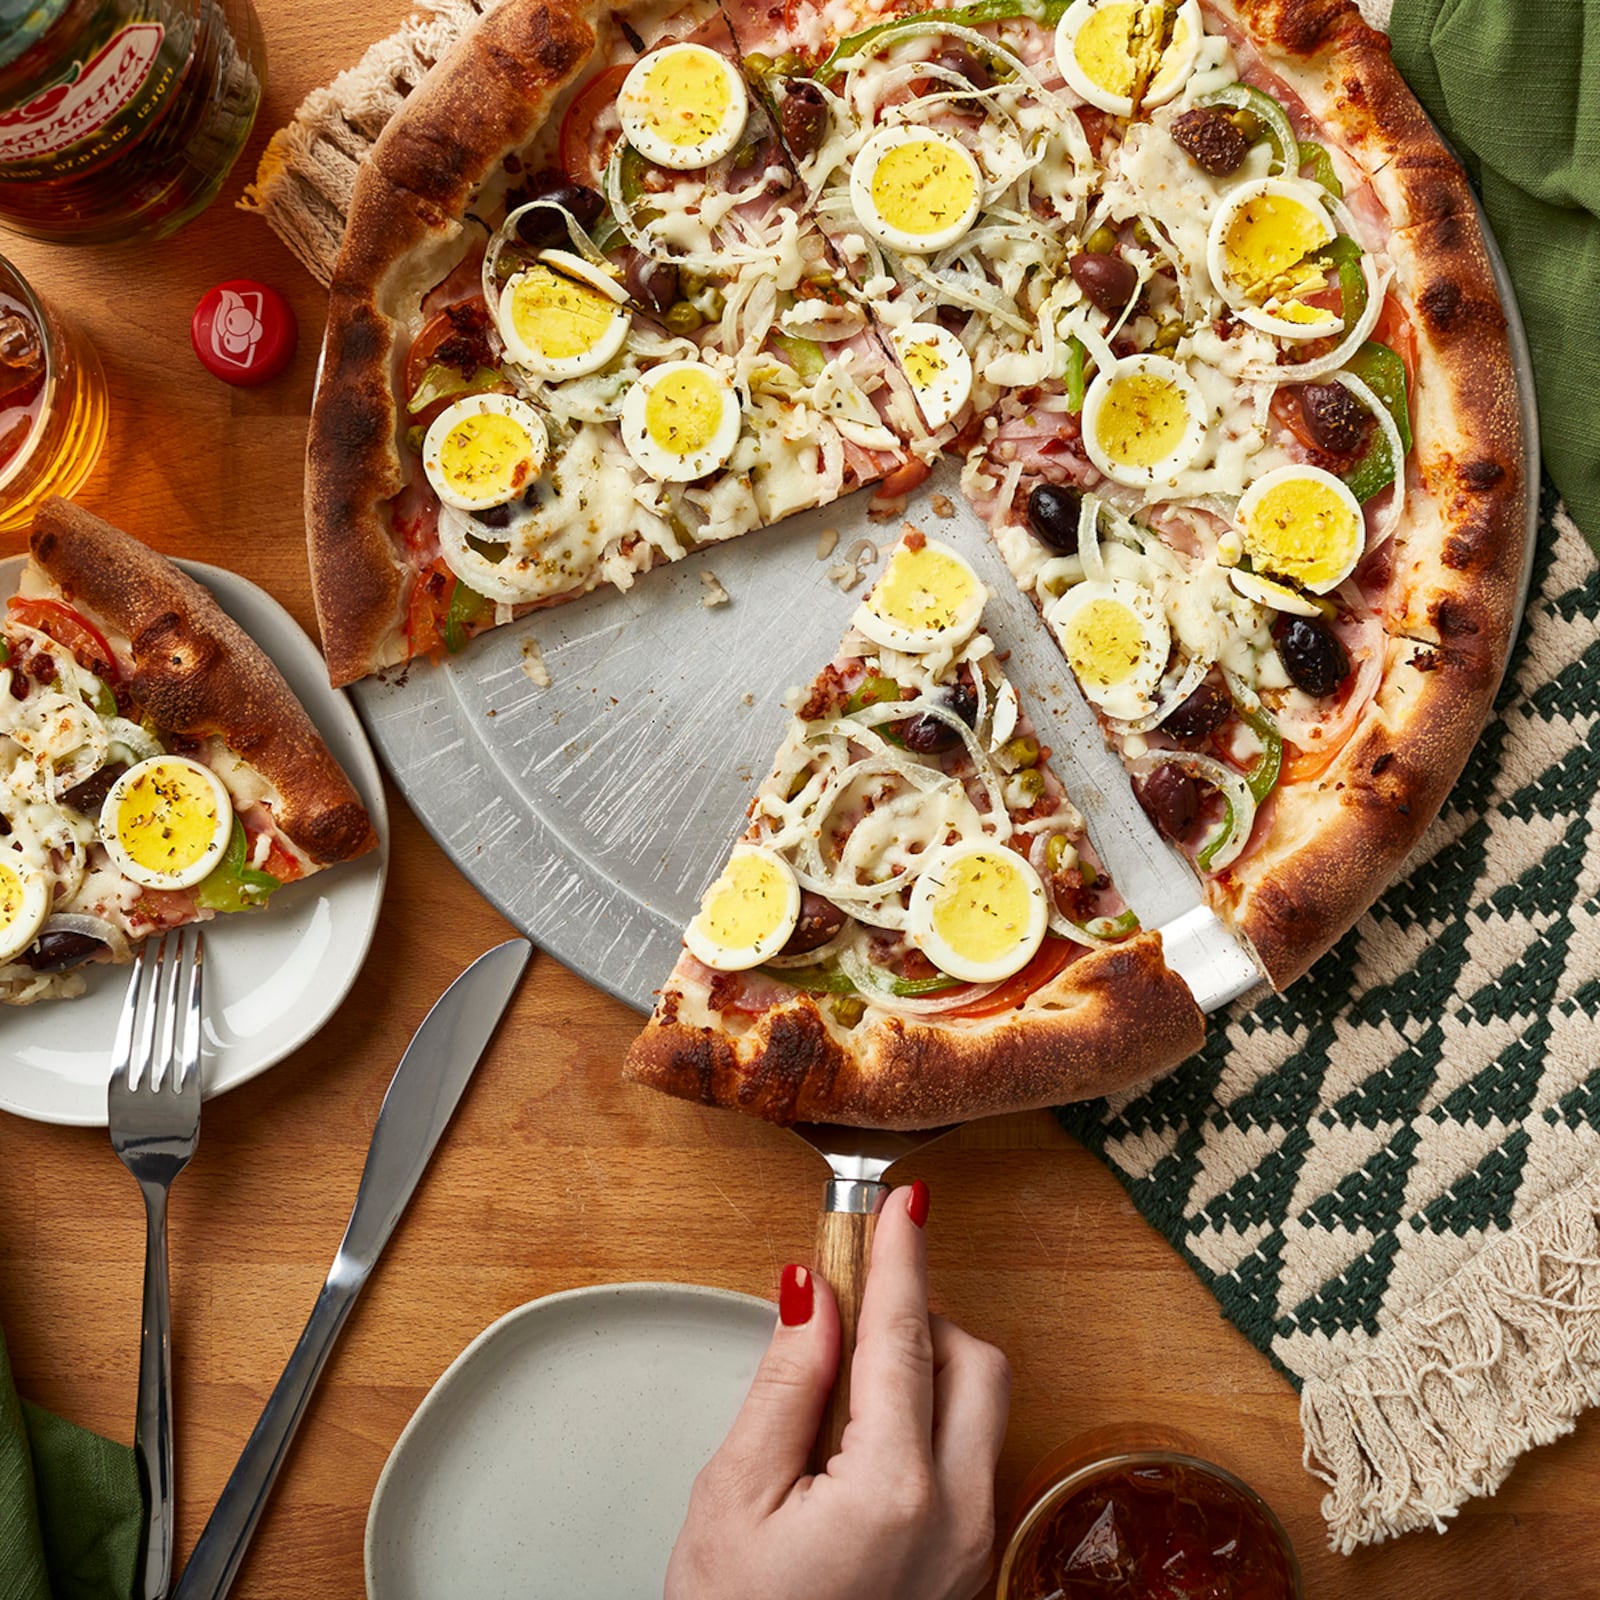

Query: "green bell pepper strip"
left=1196, top=83, right=1296, bottom=176
left=0, top=639, right=10, bottom=666
left=1239, top=705, right=1283, bottom=804
left=1297, top=139, right=1343, bottom=199
left=1063, top=335, right=1088, bottom=413
left=771, top=332, right=827, bottom=385
left=759, top=963, right=856, bottom=993
left=91, top=679, right=117, bottom=720
left=1341, top=341, right=1412, bottom=502
left=195, top=820, right=281, bottom=914
left=1082, top=908, right=1139, bottom=940
left=406, top=362, right=507, bottom=417
left=815, top=0, right=1070, bottom=81
left=890, top=971, right=965, bottom=996
left=1196, top=793, right=1237, bottom=871
left=1315, top=234, right=1366, bottom=333
left=442, top=579, right=495, bottom=654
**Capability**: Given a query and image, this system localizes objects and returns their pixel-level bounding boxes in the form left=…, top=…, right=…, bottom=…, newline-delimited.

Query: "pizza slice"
left=624, top=527, right=1204, bottom=1128
left=0, top=500, right=378, bottom=1005
left=309, top=0, right=920, bottom=685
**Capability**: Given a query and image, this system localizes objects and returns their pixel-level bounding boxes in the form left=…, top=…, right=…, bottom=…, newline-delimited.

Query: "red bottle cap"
left=191, top=280, right=297, bottom=386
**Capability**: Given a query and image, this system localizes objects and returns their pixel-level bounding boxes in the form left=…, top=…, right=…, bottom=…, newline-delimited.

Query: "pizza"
left=304, top=0, right=1524, bottom=1121
left=0, top=499, right=378, bottom=1006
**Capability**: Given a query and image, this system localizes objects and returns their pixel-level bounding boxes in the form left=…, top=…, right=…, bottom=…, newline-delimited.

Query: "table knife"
left=171, top=937, right=532, bottom=1600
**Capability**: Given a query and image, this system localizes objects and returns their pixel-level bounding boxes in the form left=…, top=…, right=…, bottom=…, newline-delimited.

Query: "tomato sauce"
left=1007, top=1457, right=1299, bottom=1600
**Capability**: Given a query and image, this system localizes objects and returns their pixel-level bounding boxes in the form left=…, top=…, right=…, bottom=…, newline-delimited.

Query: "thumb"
left=698, top=1265, right=842, bottom=1513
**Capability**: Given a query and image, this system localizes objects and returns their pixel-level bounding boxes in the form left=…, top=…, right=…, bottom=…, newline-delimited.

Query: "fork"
left=109, top=928, right=204, bottom=1600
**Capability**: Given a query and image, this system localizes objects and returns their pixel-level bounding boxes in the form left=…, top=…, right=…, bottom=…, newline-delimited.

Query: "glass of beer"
left=0, top=256, right=108, bottom=536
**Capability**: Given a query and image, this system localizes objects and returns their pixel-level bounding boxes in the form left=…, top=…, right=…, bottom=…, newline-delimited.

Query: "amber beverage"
left=0, top=258, right=107, bottom=534
left=0, top=0, right=265, bottom=245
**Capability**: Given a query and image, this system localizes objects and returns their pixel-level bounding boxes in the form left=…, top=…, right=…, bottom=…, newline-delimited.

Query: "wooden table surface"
left=3, top=7, right=1596, bottom=1597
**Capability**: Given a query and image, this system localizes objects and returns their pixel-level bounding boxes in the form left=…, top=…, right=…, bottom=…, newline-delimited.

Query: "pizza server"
left=796, top=463, right=1268, bottom=1464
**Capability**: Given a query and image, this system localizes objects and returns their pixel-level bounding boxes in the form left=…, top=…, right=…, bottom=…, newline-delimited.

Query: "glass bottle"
left=0, top=0, right=266, bottom=245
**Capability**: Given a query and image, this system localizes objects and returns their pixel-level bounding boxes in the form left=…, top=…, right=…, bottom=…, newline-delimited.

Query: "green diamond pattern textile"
left=1059, top=487, right=1600, bottom=1551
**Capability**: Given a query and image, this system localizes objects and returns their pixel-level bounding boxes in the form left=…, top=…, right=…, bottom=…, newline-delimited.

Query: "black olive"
left=1026, top=482, right=1083, bottom=553
left=781, top=892, right=846, bottom=955
left=1296, top=383, right=1370, bottom=456
left=514, top=172, right=605, bottom=245
left=1135, top=764, right=1199, bottom=843
left=1169, top=106, right=1251, bottom=175
left=943, top=677, right=979, bottom=727
left=1069, top=251, right=1138, bottom=316
left=23, top=930, right=106, bottom=973
left=1161, top=680, right=1231, bottom=743
left=1274, top=613, right=1353, bottom=698
left=472, top=503, right=514, bottom=528
left=779, top=81, right=829, bottom=162
left=624, top=251, right=679, bottom=316
left=902, top=714, right=960, bottom=753
left=60, top=761, right=127, bottom=817
left=928, top=46, right=993, bottom=89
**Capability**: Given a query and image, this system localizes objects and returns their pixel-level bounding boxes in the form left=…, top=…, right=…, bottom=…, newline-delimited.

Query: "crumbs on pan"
left=827, top=538, right=878, bottom=592
left=816, top=527, right=839, bottom=560
left=930, top=493, right=955, bottom=518
left=700, top=570, right=731, bottom=608
left=741, top=691, right=754, bottom=706
left=520, top=636, right=551, bottom=687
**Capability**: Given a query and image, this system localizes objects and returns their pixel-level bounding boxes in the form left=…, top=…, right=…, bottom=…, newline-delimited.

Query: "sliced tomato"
left=938, top=935, right=1082, bottom=1021
left=875, top=457, right=933, bottom=499
left=403, top=299, right=492, bottom=401
left=405, top=559, right=453, bottom=660
left=1372, top=293, right=1419, bottom=393
left=559, top=64, right=631, bottom=187
left=7, top=595, right=118, bottom=679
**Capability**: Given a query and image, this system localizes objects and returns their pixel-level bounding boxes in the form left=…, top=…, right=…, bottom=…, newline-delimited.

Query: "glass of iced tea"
left=0, top=257, right=108, bottom=536
left=998, top=1424, right=1303, bottom=1600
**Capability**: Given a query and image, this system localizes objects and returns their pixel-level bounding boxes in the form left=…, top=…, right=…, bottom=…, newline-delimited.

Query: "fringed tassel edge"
left=1301, top=1170, right=1600, bottom=1553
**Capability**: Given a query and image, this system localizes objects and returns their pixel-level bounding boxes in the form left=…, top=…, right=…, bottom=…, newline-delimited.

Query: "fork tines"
left=112, top=929, right=205, bottom=1091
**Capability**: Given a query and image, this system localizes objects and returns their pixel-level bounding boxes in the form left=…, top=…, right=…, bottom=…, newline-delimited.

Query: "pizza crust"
left=625, top=931, right=1206, bottom=1128
left=29, top=499, right=378, bottom=867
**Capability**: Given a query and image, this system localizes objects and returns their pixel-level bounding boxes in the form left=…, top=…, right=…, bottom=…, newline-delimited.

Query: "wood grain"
left=3, top=6, right=1598, bottom=1597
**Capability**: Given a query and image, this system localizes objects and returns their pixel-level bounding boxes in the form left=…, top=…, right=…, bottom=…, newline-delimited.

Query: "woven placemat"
left=246, top=0, right=1600, bottom=1554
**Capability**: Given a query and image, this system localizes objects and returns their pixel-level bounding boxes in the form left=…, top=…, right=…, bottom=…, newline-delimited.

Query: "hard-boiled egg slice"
left=1235, top=464, right=1366, bottom=594
left=1206, top=179, right=1344, bottom=341
left=853, top=538, right=986, bottom=656
left=422, top=393, right=550, bottom=512
left=497, top=251, right=632, bottom=381
left=891, top=323, right=973, bottom=430
left=100, top=755, right=233, bottom=892
left=849, top=126, right=983, bottom=255
left=1228, top=567, right=1323, bottom=617
left=618, top=43, right=749, bottom=171
left=0, top=853, right=50, bottom=963
left=1081, top=354, right=1207, bottom=488
left=685, top=846, right=800, bottom=971
left=621, top=359, right=742, bottom=482
left=908, top=842, right=1048, bottom=984
left=1046, top=578, right=1171, bottom=722
left=1055, top=0, right=1203, bottom=117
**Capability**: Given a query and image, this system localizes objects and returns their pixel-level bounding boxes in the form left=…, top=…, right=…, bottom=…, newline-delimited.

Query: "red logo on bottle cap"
left=192, top=280, right=296, bottom=386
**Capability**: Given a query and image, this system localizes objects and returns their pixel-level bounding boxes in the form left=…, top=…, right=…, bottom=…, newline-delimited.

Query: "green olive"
left=680, top=270, right=708, bottom=297
left=1132, top=220, right=1154, bottom=249
left=663, top=301, right=704, bottom=335
left=743, top=51, right=773, bottom=76
left=699, top=287, right=726, bottom=320
left=1045, top=833, right=1069, bottom=871
left=1002, top=734, right=1041, bottom=769
left=1228, top=107, right=1266, bottom=144
left=1084, top=224, right=1119, bottom=256
left=1010, top=769, right=1046, bottom=804
left=1150, top=318, right=1184, bottom=353
left=831, top=994, right=866, bottom=1027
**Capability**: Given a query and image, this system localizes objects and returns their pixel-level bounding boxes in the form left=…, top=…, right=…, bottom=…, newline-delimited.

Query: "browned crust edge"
left=29, top=499, right=378, bottom=866
left=305, top=0, right=600, bottom=687
left=623, top=932, right=1207, bottom=1129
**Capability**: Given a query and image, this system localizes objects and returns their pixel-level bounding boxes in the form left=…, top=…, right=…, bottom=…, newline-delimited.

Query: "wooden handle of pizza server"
left=811, top=1178, right=888, bottom=1473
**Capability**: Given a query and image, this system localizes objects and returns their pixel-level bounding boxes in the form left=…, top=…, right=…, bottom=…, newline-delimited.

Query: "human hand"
left=665, top=1182, right=1012, bottom=1600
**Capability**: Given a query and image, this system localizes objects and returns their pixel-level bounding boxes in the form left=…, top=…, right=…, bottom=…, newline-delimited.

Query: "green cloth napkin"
left=0, top=1327, right=140, bottom=1600
left=1389, top=0, right=1600, bottom=554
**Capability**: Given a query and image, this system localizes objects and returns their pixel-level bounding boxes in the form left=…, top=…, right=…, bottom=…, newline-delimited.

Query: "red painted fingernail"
left=779, top=1264, right=813, bottom=1326
left=907, top=1179, right=930, bottom=1228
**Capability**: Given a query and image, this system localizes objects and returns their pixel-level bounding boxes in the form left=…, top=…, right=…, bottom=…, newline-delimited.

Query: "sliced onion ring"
left=1331, top=368, right=1407, bottom=549
left=835, top=943, right=998, bottom=1017
left=37, top=911, right=128, bottom=963
left=1241, top=258, right=1390, bottom=385
left=1128, top=749, right=1258, bottom=872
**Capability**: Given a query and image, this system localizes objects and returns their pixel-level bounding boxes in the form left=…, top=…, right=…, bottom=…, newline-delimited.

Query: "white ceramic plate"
left=365, top=1283, right=774, bottom=1600
left=0, top=556, right=389, bottom=1126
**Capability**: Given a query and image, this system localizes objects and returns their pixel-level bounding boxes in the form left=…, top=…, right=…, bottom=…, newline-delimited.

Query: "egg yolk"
left=870, top=140, right=978, bottom=239
left=902, top=339, right=947, bottom=390
left=693, top=853, right=791, bottom=950
left=0, top=861, right=26, bottom=927
left=636, top=50, right=735, bottom=150
left=643, top=366, right=727, bottom=456
left=1242, top=478, right=1363, bottom=588
left=437, top=411, right=539, bottom=501
left=867, top=544, right=980, bottom=636
left=113, top=761, right=224, bottom=877
left=1222, top=195, right=1331, bottom=306
left=509, top=265, right=621, bottom=361
left=1094, top=371, right=1190, bottom=468
left=1060, top=597, right=1147, bottom=690
left=927, top=850, right=1036, bottom=967
left=1073, top=2, right=1190, bottom=96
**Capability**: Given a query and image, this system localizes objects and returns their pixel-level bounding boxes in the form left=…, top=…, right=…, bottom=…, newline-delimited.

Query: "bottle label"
left=0, top=22, right=166, bottom=167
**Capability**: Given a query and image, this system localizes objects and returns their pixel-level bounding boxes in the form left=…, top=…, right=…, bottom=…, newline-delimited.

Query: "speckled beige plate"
left=365, top=1282, right=774, bottom=1600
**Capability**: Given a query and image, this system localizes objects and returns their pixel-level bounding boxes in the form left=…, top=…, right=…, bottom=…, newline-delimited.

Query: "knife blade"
left=171, top=936, right=532, bottom=1600
left=929, top=462, right=1267, bottom=1012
